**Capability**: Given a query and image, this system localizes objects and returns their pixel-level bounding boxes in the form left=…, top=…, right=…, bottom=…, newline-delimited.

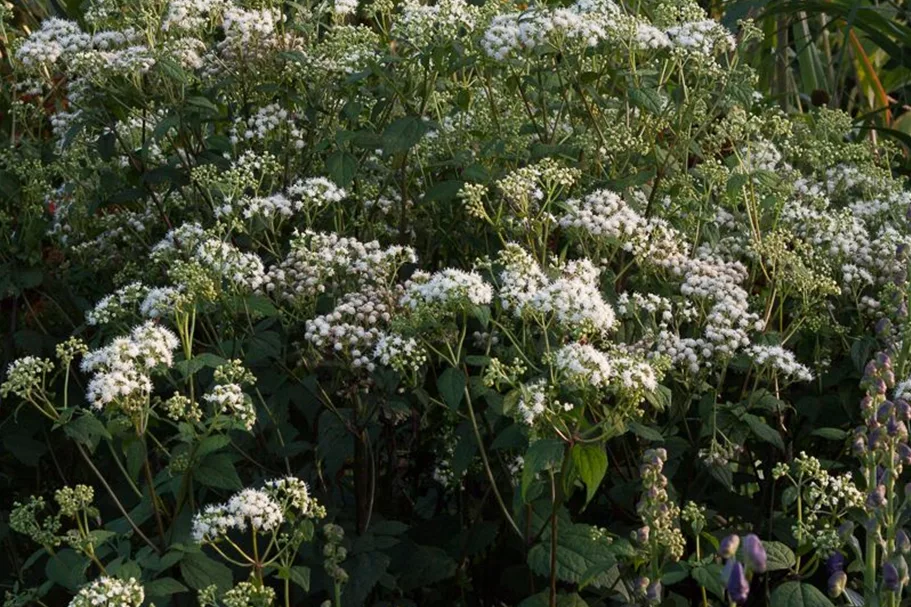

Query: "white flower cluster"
left=203, top=383, right=256, bottom=431
left=304, top=287, right=396, bottom=370
left=553, top=343, right=615, bottom=389
left=195, top=238, right=266, bottom=291
left=287, top=177, right=347, bottom=210
left=15, top=18, right=90, bottom=69
left=392, top=0, right=480, bottom=47
left=1, top=357, right=55, bottom=400
left=481, top=0, right=623, bottom=61
left=86, top=282, right=148, bottom=326
left=263, top=476, right=325, bottom=518
left=334, top=0, right=359, bottom=17
left=373, top=333, right=427, bottom=375
left=81, top=322, right=179, bottom=411
left=162, top=0, right=224, bottom=32
left=192, top=477, right=324, bottom=542
left=746, top=345, right=814, bottom=382
left=665, top=20, right=735, bottom=55
left=218, top=6, right=287, bottom=63
left=140, top=286, right=186, bottom=320
left=68, top=577, right=144, bottom=607
left=192, top=488, right=283, bottom=542
left=264, top=231, right=415, bottom=306
left=400, top=268, right=493, bottom=311
left=515, top=379, right=565, bottom=426
left=230, top=103, right=305, bottom=149
left=497, top=245, right=616, bottom=338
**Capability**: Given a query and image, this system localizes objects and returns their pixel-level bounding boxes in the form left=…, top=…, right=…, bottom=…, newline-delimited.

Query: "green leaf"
left=194, top=454, right=242, bottom=490
left=397, top=544, right=458, bottom=591
left=382, top=116, right=429, bottom=154
left=45, top=549, right=87, bottom=591
left=63, top=413, right=112, bottom=449
left=187, top=96, right=221, bottom=116
left=180, top=552, right=233, bottom=592
left=342, top=551, right=390, bottom=607
left=522, top=439, right=565, bottom=501
left=3, top=434, right=47, bottom=466
left=569, top=444, right=607, bottom=505
left=145, top=578, right=188, bottom=597
left=196, top=435, right=232, bottom=459
left=764, top=541, right=796, bottom=572
left=769, top=582, right=835, bottom=607
left=742, top=413, right=785, bottom=451
left=518, top=592, right=589, bottom=607
left=645, top=384, right=672, bottom=411
left=627, top=421, right=664, bottom=442
left=326, top=151, right=357, bottom=187
left=278, top=565, right=311, bottom=591
left=437, top=367, right=466, bottom=410
left=527, top=523, right=616, bottom=588
left=811, top=428, right=847, bottom=440
left=691, top=564, right=726, bottom=599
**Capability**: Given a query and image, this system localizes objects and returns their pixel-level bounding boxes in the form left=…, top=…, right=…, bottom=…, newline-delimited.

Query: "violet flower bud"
left=883, top=562, right=900, bottom=592
left=875, top=378, right=888, bottom=395
left=826, top=552, right=845, bottom=575
left=877, top=401, right=894, bottom=423
left=726, top=561, right=749, bottom=604
left=867, top=485, right=887, bottom=509
left=634, top=576, right=649, bottom=595
left=878, top=352, right=893, bottom=369
left=742, top=534, right=767, bottom=573
left=877, top=318, right=893, bottom=335
left=837, top=521, right=855, bottom=541
left=898, top=443, right=911, bottom=464
left=632, top=526, right=650, bottom=544
left=898, top=530, right=911, bottom=554
left=828, top=571, right=847, bottom=598
left=719, top=534, right=740, bottom=559
left=646, top=581, right=662, bottom=603
left=861, top=396, right=874, bottom=415
left=897, top=399, right=911, bottom=421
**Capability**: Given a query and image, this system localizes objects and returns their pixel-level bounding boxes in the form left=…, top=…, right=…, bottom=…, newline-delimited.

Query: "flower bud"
left=877, top=401, right=894, bottom=423
left=883, top=561, right=900, bottom=592
left=877, top=318, right=893, bottom=335
left=646, top=581, right=662, bottom=603
left=878, top=352, right=893, bottom=369
left=896, top=399, right=911, bottom=421
left=719, top=534, right=740, bottom=559
left=634, top=576, right=649, bottom=595
left=838, top=521, right=855, bottom=541
left=826, top=552, right=845, bottom=574
left=827, top=571, right=847, bottom=598
left=742, top=534, right=767, bottom=573
left=867, top=485, right=887, bottom=509
left=898, top=530, right=911, bottom=554
left=726, top=561, right=749, bottom=604
left=632, top=526, right=650, bottom=544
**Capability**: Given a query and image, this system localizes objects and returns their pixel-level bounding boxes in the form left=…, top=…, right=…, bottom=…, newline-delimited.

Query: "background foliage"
left=3, top=0, right=911, bottom=606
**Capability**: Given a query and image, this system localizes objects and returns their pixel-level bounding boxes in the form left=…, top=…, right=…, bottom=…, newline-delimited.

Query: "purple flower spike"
left=726, top=561, right=749, bottom=604
left=719, top=534, right=740, bottom=559
left=742, top=534, right=767, bottom=573
left=883, top=562, right=900, bottom=592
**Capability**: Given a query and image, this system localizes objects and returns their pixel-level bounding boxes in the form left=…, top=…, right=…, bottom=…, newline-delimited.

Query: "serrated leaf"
left=382, top=116, right=428, bottom=154
left=691, top=563, right=725, bottom=599
left=522, top=439, right=564, bottom=501
left=527, top=523, right=616, bottom=588
left=196, top=435, right=231, bottom=459
left=569, top=443, right=607, bottom=505
left=62, top=413, right=112, bottom=449
left=145, top=578, right=187, bottom=597
left=326, top=151, right=357, bottom=187
left=194, top=454, right=242, bottom=490
left=437, top=367, right=466, bottom=410
left=763, top=541, right=796, bottom=572
left=627, top=421, right=664, bottom=442
left=769, top=581, right=835, bottom=607
left=742, top=413, right=785, bottom=451
left=180, top=552, right=233, bottom=592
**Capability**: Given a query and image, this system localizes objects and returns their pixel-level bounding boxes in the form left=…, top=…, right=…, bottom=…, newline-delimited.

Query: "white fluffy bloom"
left=15, top=18, right=90, bottom=69
left=334, top=0, right=358, bottom=16
left=192, top=488, right=283, bottom=542
left=204, top=383, right=256, bottom=430
left=81, top=322, right=179, bottom=410
left=69, top=577, right=144, bottom=607
left=553, top=343, right=614, bottom=389
left=373, top=333, right=427, bottom=374
left=747, top=345, right=814, bottom=382
left=401, top=269, right=493, bottom=310
left=86, top=282, right=148, bottom=325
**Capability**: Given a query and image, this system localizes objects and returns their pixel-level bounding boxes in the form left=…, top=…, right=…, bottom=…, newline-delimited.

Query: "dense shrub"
left=1, top=0, right=911, bottom=605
